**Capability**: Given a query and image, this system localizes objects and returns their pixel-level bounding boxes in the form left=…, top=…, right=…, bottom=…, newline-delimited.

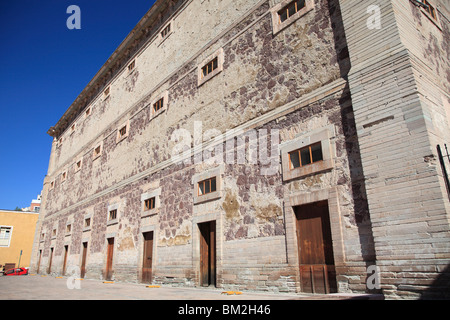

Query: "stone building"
left=31, top=0, right=449, bottom=298
left=1, top=209, right=39, bottom=270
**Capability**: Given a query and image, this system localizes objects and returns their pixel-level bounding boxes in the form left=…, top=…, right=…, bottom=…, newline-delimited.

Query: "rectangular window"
left=198, top=177, right=217, bottom=196
left=150, top=91, right=168, bottom=119
left=161, top=24, right=171, bottom=38
left=66, top=224, right=72, bottom=234
left=119, top=125, right=127, bottom=138
left=0, top=227, right=12, bottom=247
left=104, top=87, right=110, bottom=97
left=144, top=197, right=156, bottom=211
left=288, top=142, right=323, bottom=170
left=116, top=121, right=130, bottom=143
left=153, top=98, right=164, bottom=113
left=85, top=107, right=91, bottom=117
left=62, top=171, right=67, bottom=182
left=128, top=60, right=135, bottom=71
left=278, top=0, right=306, bottom=23
left=140, top=188, right=161, bottom=217
left=84, top=218, right=91, bottom=228
left=201, top=57, right=218, bottom=79
left=197, top=48, right=224, bottom=87
left=93, top=143, right=102, bottom=160
left=109, top=209, right=117, bottom=221
left=423, top=0, right=437, bottom=20
left=271, top=0, right=314, bottom=35
left=52, top=229, right=57, bottom=237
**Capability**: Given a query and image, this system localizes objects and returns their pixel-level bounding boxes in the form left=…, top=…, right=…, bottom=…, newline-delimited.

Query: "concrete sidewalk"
left=0, top=274, right=382, bottom=300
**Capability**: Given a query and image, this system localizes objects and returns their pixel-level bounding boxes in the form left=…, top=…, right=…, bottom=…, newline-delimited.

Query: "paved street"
left=0, top=274, right=381, bottom=300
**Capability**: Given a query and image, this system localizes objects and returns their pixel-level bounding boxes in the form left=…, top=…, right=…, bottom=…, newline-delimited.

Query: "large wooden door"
left=199, top=221, right=216, bottom=287
left=47, top=248, right=54, bottom=274
left=105, top=238, right=114, bottom=281
left=80, top=242, right=88, bottom=278
left=142, top=232, right=154, bottom=283
left=295, top=201, right=337, bottom=294
left=62, top=245, right=69, bottom=275
left=37, top=250, right=42, bottom=274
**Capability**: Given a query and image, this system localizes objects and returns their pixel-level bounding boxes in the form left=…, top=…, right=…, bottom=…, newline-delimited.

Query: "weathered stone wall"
left=339, top=0, right=450, bottom=298
left=43, top=0, right=349, bottom=219
left=34, top=83, right=373, bottom=294
left=32, top=0, right=450, bottom=298
left=33, top=0, right=372, bottom=294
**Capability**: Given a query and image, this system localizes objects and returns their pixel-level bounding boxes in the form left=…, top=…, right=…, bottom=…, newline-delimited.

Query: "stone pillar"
left=338, top=0, right=450, bottom=298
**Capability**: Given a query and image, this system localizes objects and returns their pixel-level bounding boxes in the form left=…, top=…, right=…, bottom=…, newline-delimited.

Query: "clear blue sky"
left=0, top=0, right=156, bottom=210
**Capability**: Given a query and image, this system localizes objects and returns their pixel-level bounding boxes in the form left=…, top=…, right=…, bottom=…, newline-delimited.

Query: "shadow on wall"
left=420, top=263, right=450, bottom=300
left=328, top=0, right=379, bottom=293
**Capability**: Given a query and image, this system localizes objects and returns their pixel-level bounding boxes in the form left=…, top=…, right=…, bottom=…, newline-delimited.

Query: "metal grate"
left=437, top=144, right=450, bottom=201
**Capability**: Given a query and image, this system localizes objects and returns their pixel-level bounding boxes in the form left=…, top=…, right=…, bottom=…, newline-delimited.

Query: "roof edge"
left=48, top=0, right=181, bottom=138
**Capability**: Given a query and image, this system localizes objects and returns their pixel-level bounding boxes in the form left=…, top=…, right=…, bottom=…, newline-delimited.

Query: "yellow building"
left=0, top=210, right=39, bottom=270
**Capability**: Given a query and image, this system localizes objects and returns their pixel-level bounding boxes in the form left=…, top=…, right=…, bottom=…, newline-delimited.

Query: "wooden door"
left=105, top=238, right=114, bottom=281
left=199, top=221, right=216, bottom=287
left=80, top=242, right=88, bottom=278
left=47, top=248, right=54, bottom=274
left=62, top=245, right=69, bottom=275
left=295, top=201, right=337, bottom=294
left=142, top=232, right=154, bottom=283
left=37, top=250, right=42, bottom=274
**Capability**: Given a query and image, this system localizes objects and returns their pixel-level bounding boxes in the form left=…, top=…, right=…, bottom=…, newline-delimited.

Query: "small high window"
left=201, top=57, right=218, bottom=79
left=161, top=24, right=171, bottom=38
left=119, top=125, right=127, bottom=138
left=150, top=92, right=168, bottom=118
left=197, top=48, right=224, bottom=87
left=423, top=0, right=437, bottom=20
left=128, top=60, right=135, bottom=71
left=198, top=177, right=217, bottom=196
left=84, top=218, right=91, bottom=228
left=278, top=0, right=306, bottom=23
left=66, top=224, right=72, bottom=234
left=116, top=121, right=130, bottom=143
left=153, top=98, right=164, bottom=113
left=270, top=0, right=314, bottom=35
left=109, top=209, right=117, bottom=221
left=140, top=188, right=161, bottom=217
left=93, top=143, right=103, bottom=160
left=144, top=197, right=156, bottom=211
left=289, top=142, right=323, bottom=170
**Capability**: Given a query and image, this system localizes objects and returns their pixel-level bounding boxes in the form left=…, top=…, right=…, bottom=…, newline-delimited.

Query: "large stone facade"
left=31, top=0, right=450, bottom=298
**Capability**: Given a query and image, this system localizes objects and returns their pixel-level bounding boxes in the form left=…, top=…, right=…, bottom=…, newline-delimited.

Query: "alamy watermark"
left=67, top=5, right=81, bottom=30
left=367, top=5, right=382, bottom=30
left=366, top=265, right=381, bottom=290
left=66, top=266, right=81, bottom=289
left=170, top=121, right=280, bottom=176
